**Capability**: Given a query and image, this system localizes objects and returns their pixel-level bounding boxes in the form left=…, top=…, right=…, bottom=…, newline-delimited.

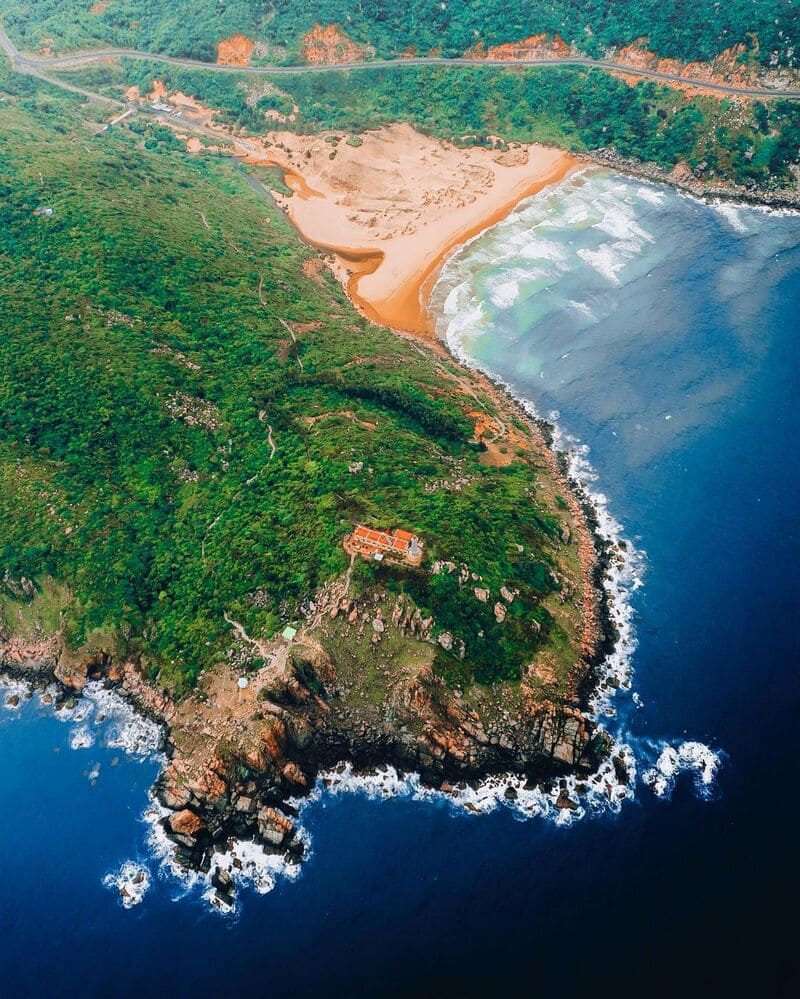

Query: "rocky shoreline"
left=1, top=612, right=616, bottom=907
left=586, top=148, right=800, bottom=211
left=1, top=340, right=623, bottom=907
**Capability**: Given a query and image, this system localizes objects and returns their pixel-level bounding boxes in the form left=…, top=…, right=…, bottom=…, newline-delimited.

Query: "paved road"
left=2, top=22, right=799, bottom=101
left=1, top=22, right=122, bottom=105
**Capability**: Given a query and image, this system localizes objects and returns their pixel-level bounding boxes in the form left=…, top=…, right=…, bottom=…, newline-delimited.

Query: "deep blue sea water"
left=2, top=173, right=799, bottom=997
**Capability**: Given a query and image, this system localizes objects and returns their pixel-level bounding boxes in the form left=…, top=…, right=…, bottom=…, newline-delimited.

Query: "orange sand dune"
left=243, top=124, right=576, bottom=335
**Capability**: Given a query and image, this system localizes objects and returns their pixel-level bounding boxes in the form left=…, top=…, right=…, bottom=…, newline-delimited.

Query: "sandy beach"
left=239, top=124, right=576, bottom=335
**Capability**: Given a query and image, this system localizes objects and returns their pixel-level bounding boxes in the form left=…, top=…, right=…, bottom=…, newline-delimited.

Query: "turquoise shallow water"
left=2, top=172, right=799, bottom=996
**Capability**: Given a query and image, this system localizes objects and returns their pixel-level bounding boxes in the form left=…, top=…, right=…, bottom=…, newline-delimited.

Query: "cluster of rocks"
left=589, top=148, right=800, bottom=208
left=164, top=392, right=222, bottom=432
left=1, top=572, right=37, bottom=600
left=422, top=474, right=469, bottom=493
left=431, top=562, right=520, bottom=613
left=434, top=630, right=465, bottom=659
left=388, top=597, right=435, bottom=643
left=164, top=775, right=304, bottom=878
left=150, top=344, right=201, bottom=371
left=327, top=566, right=527, bottom=666
left=329, top=591, right=437, bottom=646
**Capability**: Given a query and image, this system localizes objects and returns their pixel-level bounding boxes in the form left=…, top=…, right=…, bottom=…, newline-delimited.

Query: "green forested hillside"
left=0, top=62, right=578, bottom=691
left=64, top=57, right=800, bottom=190
left=2, top=0, right=798, bottom=66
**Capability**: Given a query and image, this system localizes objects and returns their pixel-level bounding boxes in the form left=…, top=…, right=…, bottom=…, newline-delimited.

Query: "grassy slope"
left=2, top=0, right=798, bottom=66
left=4, top=3, right=799, bottom=189
left=57, top=56, right=800, bottom=191
left=0, top=62, right=582, bottom=695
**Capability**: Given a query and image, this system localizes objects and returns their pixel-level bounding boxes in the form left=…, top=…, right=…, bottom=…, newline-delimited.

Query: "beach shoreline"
left=350, top=152, right=578, bottom=336
left=236, top=123, right=577, bottom=335
left=0, top=128, right=646, bottom=903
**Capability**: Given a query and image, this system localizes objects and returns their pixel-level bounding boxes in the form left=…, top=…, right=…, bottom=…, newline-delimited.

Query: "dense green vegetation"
left=1, top=2, right=796, bottom=697
left=1, top=0, right=269, bottom=62
left=0, top=61, right=575, bottom=691
left=68, top=57, right=800, bottom=190
left=269, top=0, right=800, bottom=66
left=2, top=0, right=798, bottom=67
left=272, top=67, right=800, bottom=188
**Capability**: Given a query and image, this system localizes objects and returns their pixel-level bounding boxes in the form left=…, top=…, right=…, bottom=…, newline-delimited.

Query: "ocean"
left=2, top=171, right=798, bottom=996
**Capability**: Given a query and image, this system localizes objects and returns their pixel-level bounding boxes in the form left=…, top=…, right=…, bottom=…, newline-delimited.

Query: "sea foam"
left=83, top=683, right=163, bottom=758
left=142, top=795, right=304, bottom=916
left=103, top=861, right=151, bottom=908
left=1, top=675, right=29, bottom=710
left=309, top=745, right=638, bottom=825
left=712, top=202, right=750, bottom=234
left=69, top=725, right=95, bottom=750
left=642, top=741, right=722, bottom=800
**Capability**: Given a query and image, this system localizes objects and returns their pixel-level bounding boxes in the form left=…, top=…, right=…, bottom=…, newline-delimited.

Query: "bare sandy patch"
left=302, top=24, right=373, bottom=65
left=466, top=34, right=572, bottom=61
left=240, top=124, right=576, bottom=335
left=217, top=35, right=255, bottom=67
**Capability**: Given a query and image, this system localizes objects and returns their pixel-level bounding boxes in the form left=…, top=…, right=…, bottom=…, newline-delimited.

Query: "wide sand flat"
left=241, top=124, right=576, bottom=334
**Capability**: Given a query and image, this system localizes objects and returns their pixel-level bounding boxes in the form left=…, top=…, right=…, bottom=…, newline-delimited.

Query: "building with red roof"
left=345, top=525, right=424, bottom=566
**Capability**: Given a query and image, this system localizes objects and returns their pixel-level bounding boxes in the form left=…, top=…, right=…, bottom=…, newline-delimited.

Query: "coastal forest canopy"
left=1, top=1, right=798, bottom=698
left=1, top=0, right=798, bottom=66
left=0, top=57, right=581, bottom=693
left=5, top=0, right=799, bottom=191
left=60, top=53, right=800, bottom=191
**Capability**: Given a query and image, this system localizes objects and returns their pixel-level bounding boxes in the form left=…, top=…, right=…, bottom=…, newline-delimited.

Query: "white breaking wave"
left=69, top=725, right=95, bottom=750
left=1, top=675, right=163, bottom=759
left=81, top=682, right=163, bottom=758
left=1, top=676, right=28, bottom=709
left=142, top=795, right=304, bottom=916
left=518, top=237, right=569, bottom=265
left=562, top=198, right=592, bottom=226
left=308, top=746, right=637, bottom=826
left=103, top=860, right=151, bottom=908
left=431, top=171, right=660, bottom=328
left=712, top=202, right=750, bottom=234
left=202, top=839, right=303, bottom=911
left=577, top=243, right=628, bottom=285
left=55, top=696, right=94, bottom=724
left=642, top=742, right=722, bottom=799
left=594, top=200, right=654, bottom=245
left=636, top=185, right=666, bottom=206
left=568, top=299, right=598, bottom=322
left=486, top=268, right=535, bottom=308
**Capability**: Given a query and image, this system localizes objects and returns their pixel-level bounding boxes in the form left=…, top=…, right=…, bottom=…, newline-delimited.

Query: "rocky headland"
left=1, top=350, right=621, bottom=906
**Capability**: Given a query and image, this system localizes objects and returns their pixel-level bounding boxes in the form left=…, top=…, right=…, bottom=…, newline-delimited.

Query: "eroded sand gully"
left=233, top=123, right=576, bottom=335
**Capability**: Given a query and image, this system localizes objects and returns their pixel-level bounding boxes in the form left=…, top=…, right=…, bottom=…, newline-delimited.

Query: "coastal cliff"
left=2, top=482, right=613, bottom=898
left=1, top=347, right=617, bottom=899
left=2, top=32, right=622, bottom=904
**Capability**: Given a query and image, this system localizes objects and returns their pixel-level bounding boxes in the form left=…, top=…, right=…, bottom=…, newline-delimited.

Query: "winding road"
left=2, top=22, right=799, bottom=101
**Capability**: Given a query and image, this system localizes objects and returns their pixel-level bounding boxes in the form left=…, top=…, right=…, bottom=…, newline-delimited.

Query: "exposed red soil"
left=301, top=24, right=373, bottom=66
left=466, top=34, right=571, bottom=61
left=216, top=34, right=255, bottom=67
